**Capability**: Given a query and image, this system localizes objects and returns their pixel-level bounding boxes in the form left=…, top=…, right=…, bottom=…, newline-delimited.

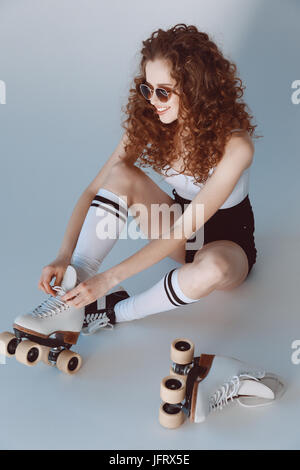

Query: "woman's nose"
left=150, top=93, right=159, bottom=108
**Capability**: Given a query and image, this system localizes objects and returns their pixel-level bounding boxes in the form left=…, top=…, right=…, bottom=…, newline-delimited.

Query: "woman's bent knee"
left=192, top=251, right=230, bottom=285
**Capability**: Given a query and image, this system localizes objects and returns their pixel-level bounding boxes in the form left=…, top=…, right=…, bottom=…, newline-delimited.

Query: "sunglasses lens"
left=140, top=84, right=152, bottom=100
left=156, top=88, right=169, bottom=103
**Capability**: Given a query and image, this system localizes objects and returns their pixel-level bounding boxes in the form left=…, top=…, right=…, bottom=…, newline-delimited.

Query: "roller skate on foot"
left=159, top=338, right=285, bottom=429
left=0, top=265, right=84, bottom=374
left=81, top=286, right=130, bottom=336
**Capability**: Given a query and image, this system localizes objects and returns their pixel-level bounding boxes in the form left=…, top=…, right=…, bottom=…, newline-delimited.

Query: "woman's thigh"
left=174, top=189, right=257, bottom=278
left=101, top=162, right=186, bottom=264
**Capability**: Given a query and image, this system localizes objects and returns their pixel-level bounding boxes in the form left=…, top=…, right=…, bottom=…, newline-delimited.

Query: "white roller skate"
left=159, top=338, right=285, bottom=428
left=0, top=265, right=84, bottom=374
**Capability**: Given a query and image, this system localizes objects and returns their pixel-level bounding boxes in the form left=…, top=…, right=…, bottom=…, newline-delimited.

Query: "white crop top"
left=161, top=129, right=250, bottom=209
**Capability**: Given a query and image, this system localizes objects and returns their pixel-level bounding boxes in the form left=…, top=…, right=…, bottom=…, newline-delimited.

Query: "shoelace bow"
left=209, top=373, right=260, bottom=412
left=83, top=311, right=114, bottom=335
left=31, top=286, right=70, bottom=318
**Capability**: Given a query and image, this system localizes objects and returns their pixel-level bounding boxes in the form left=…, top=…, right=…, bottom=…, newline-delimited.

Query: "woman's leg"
left=70, top=161, right=186, bottom=285
left=100, top=162, right=186, bottom=264
left=114, top=240, right=248, bottom=322
left=70, top=161, right=249, bottom=322
left=70, top=186, right=129, bottom=284
left=82, top=240, right=248, bottom=330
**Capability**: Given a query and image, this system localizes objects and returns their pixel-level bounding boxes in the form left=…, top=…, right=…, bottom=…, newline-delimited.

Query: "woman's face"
left=144, top=58, right=180, bottom=124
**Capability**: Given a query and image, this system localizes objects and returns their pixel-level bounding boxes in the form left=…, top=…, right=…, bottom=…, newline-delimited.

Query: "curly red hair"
left=121, top=23, right=262, bottom=185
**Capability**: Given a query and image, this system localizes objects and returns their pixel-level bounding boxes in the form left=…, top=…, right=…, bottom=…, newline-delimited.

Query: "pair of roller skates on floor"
left=0, top=265, right=285, bottom=426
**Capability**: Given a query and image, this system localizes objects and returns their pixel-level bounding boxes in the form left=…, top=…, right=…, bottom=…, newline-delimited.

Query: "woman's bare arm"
left=56, top=132, right=128, bottom=261
left=106, top=135, right=254, bottom=286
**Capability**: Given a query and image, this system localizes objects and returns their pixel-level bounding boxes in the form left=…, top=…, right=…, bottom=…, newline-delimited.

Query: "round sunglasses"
left=139, top=83, right=177, bottom=103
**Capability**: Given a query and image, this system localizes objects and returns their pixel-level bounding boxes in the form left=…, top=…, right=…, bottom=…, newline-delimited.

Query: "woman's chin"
left=159, top=114, right=177, bottom=124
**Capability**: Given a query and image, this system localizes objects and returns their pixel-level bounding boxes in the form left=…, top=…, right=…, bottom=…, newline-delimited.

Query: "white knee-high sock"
left=114, top=267, right=200, bottom=322
left=70, top=188, right=128, bottom=283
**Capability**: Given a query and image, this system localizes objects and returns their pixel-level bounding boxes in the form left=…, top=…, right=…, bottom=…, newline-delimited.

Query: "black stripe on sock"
left=90, top=202, right=127, bottom=224
left=93, top=194, right=128, bottom=217
left=164, top=269, right=188, bottom=306
left=164, top=273, right=180, bottom=306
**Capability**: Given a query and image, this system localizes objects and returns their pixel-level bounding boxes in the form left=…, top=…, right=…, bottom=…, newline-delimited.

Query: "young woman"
left=37, top=24, right=260, bottom=332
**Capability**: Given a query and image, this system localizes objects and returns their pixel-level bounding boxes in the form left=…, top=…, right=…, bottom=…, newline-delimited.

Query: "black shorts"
left=172, top=188, right=257, bottom=277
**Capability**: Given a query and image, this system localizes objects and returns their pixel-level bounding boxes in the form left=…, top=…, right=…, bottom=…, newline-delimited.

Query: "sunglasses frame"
left=139, top=83, right=178, bottom=103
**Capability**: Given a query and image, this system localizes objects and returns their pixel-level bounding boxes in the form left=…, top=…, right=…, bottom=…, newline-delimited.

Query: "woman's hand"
left=38, top=255, right=71, bottom=296
left=60, top=272, right=114, bottom=309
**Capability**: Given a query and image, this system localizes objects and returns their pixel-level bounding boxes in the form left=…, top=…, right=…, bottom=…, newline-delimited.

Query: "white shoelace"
left=209, top=374, right=260, bottom=412
left=31, top=286, right=70, bottom=318
left=82, top=312, right=114, bottom=336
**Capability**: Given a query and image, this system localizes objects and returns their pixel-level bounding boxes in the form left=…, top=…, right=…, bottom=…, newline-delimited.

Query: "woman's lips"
left=155, top=107, right=170, bottom=115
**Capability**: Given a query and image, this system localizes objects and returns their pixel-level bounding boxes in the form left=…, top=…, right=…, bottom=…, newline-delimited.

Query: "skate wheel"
left=0, top=332, right=18, bottom=357
left=56, top=349, right=82, bottom=375
left=160, top=375, right=186, bottom=404
left=159, top=402, right=185, bottom=429
left=40, top=346, right=53, bottom=366
left=169, top=366, right=187, bottom=382
left=170, top=338, right=194, bottom=365
left=15, top=340, right=42, bottom=366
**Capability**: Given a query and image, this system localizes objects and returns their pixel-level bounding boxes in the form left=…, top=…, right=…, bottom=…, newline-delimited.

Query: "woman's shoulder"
left=224, top=129, right=254, bottom=171
left=228, top=128, right=253, bottom=146
left=227, top=128, right=254, bottom=156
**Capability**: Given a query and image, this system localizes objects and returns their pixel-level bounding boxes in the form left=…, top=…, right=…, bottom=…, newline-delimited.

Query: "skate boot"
left=159, top=338, right=285, bottom=428
left=81, top=286, right=130, bottom=336
left=0, top=265, right=84, bottom=374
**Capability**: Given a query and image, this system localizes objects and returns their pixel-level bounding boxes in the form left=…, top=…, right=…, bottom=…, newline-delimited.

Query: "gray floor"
left=1, top=233, right=299, bottom=450
left=0, top=0, right=299, bottom=452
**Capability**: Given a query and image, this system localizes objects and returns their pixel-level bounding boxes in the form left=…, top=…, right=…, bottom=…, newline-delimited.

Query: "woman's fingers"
left=40, top=267, right=57, bottom=295
left=53, top=272, right=64, bottom=289
left=37, top=260, right=70, bottom=296
left=43, top=279, right=56, bottom=296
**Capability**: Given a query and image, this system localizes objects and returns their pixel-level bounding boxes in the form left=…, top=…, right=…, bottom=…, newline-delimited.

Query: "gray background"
left=0, top=0, right=299, bottom=450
